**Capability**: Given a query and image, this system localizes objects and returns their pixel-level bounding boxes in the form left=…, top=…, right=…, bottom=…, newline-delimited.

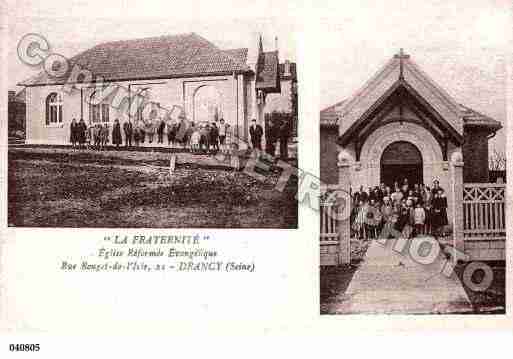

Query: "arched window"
left=89, top=90, right=110, bottom=124
left=193, top=85, right=222, bottom=124
left=45, top=92, right=63, bottom=125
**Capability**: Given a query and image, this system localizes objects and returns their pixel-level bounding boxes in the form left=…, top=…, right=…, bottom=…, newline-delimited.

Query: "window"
left=45, top=92, right=63, bottom=125
left=90, top=90, right=110, bottom=123
left=193, top=85, right=222, bottom=123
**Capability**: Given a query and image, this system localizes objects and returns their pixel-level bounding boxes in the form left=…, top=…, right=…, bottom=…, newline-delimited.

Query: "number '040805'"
left=9, top=344, right=40, bottom=352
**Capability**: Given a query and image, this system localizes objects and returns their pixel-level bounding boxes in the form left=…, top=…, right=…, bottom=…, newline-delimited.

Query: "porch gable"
left=336, top=50, right=464, bottom=140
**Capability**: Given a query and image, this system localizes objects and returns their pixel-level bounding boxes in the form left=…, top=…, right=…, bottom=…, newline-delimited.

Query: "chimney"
left=8, top=91, right=15, bottom=102
left=284, top=60, right=291, bottom=77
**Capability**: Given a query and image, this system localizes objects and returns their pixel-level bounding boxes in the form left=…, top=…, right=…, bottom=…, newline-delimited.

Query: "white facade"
left=25, top=74, right=254, bottom=146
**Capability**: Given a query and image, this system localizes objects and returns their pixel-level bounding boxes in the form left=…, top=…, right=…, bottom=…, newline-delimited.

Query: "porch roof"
left=320, top=100, right=502, bottom=132
left=320, top=50, right=502, bottom=137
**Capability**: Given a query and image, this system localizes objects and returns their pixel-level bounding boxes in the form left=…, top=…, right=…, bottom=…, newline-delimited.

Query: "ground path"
left=9, top=145, right=236, bottom=170
left=9, top=144, right=297, bottom=172
left=328, top=237, right=473, bottom=314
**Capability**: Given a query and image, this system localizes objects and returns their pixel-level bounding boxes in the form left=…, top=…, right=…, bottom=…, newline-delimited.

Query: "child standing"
left=413, top=202, right=426, bottom=237
left=190, top=126, right=201, bottom=153
left=218, top=119, right=229, bottom=153
left=353, top=200, right=368, bottom=240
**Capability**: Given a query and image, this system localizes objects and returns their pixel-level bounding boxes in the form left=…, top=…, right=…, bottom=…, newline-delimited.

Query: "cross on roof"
left=394, top=48, right=410, bottom=59
left=395, top=48, right=410, bottom=80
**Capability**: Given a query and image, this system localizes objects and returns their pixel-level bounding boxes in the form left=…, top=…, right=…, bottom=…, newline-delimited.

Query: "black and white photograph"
left=7, top=17, right=298, bottom=228
left=319, top=1, right=508, bottom=314
left=2, top=0, right=513, bottom=354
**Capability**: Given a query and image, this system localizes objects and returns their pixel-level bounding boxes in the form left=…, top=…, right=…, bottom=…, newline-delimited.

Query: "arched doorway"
left=380, top=141, right=423, bottom=187
left=193, top=85, right=222, bottom=124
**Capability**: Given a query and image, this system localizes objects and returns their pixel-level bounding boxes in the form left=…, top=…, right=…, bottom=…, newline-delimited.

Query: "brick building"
left=320, top=50, right=501, bottom=189
left=19, top=33, right=296, bottom=147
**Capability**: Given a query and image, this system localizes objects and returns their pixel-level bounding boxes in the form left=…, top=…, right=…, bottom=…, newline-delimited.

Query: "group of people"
left=350, top=179, right=449, bottom=240
left=69, top=117, right=232, bottom=153
left=252, top=118, right=291, bottom=160
left=70, top=118, right=123, bottom=150
left=188, top=119, right=230, bottom=153
left=121, top=118, right=189, bottom=148
left=69, top=116, right=291, bottom=159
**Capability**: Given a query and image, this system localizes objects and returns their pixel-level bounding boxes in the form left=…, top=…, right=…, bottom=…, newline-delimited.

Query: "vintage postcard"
left=1, top=0, right=513, bottom=354
left=1, top=0, right=303, bottom=340
left=6, top=18, right=298, bottom=229
left=319, top=5, right=510, bottom=315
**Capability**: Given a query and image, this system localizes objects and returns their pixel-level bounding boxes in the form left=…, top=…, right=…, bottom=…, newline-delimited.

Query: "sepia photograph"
left=2, top=0, right=513, bottom=352
left=319, top=1, right=508, bottom=314
left=7, top=17, right=298, bottom=228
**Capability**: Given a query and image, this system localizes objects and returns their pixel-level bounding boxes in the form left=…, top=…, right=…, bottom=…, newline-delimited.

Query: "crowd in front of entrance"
left=68, top=117, right=291, bottom=159
left=350, top=179, right=449, bottom=240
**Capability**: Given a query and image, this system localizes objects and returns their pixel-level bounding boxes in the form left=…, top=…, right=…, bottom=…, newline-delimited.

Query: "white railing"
left=320, top=199, right=339, bottom=245
left=462, top=183, right=506, bottom=241
left=320, top=185, right=346, bottom=244
left=320, top=186, right=344, bottom=266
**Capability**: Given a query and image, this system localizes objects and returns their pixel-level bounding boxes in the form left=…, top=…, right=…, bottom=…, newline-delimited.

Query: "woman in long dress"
left=112, top=119, right=122, bottom=148
left=380, top=196, right=395, bottom=238
left=353, top=200, right=368, bottom=239
left=432, top=188, right=448, bottom=238
left=70, top=118, right=78, bottom=149
left=365, top=199, right=381, bottom=239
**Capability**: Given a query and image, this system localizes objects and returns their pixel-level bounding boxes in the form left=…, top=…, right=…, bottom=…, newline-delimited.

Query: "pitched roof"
left=321, top=51, right=502, bottom=134
left=320, top=100, right=346, bottom=127
left=256, top=51, right=280, bottom=92
left=20, top=33, right=251, bottom=86
left=459, top=104, right=502, bottom=130
left=222, top=48, right=249, bottom=65
left=336, top=52, right=464, bottom=136
left=320, top=99, right=502, bottom=131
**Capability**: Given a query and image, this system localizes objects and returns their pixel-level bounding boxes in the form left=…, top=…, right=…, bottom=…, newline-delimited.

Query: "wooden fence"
left=320, top=185, right=351, bottom=265
left=462, top=183, right=506, bottom=241
left=320, top=199, right=339, bottom=244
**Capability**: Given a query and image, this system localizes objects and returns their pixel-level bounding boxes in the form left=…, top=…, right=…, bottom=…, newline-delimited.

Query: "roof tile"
left=20, top=33, right=251, bottom=86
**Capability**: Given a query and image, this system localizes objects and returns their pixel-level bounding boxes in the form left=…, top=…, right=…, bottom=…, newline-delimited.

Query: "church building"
left=19, top=33, right=297, bottom=147
left=320, top=49, right=502, bottom=190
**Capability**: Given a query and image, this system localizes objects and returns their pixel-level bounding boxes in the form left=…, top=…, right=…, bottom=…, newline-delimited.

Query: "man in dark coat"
left=112, top=119, right=122, bottom=148
left=210, top=122, right=219, bottom=152
left=278, top=119, right=290, bottom=160
left=200, top=124, right=210, bottom=153
left=123, top=120, right=133, bottom=148
left=157, top=119, right=165, bottom=144
left=167, top=122, right=177, bottom=146
left=77, top=118, right=87, bottom=149
left=266, top=120, right=279, bottom=156
left=249, top=119, right=263, bottom=151
left=70, top=118, right=78, bottom=149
